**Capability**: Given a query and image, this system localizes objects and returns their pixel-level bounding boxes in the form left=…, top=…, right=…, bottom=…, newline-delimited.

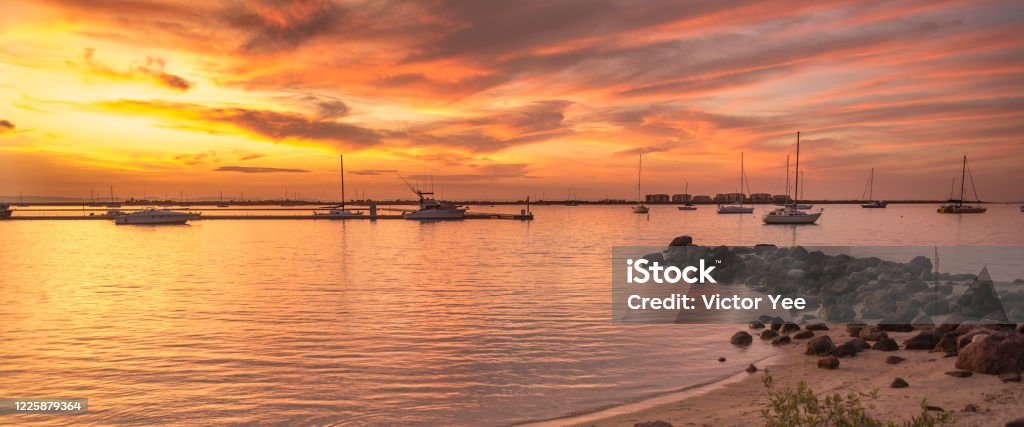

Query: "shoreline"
left=575, top=329, right=1023, bottom=427
left=519, top=354, right=781, bottom=427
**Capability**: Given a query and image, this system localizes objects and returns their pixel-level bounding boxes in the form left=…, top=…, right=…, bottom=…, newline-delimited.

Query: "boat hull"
left=677, top=206, right=697, bottom=211
left=717, top=206, right=754, bottom=214
left=115, top=215, right=197, bottom=225
left=937, top=206, right=986, bottom=214
left=861, top=202, right=887, bottom=208
left=763, top=212, right=822, bottom=224
left=403, top=210, right=466, bottom=220
left=632, top=206, right=649, bottom=213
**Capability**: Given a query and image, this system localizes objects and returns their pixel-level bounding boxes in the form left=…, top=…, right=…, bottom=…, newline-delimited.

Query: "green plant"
left=761, top=369, right=951, bottom=427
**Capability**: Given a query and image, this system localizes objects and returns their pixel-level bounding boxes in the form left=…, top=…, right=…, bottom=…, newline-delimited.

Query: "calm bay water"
left=2, top=204, right=1023, bottom=425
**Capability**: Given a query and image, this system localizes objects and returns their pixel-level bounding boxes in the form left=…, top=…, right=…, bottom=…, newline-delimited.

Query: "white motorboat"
left=403, top=195, right=467, bottom=219
left=764, top=131, right=822, bottom=225
left=937, top=156, right=986, bottom=214
left=860, top=168, right=887, bottom=208
left=114, top=209, right=199, bottom=225
left=632, top=153, right=648, bottom=214
left=316, top=154, right=364, bottom=218
left=718, top=152, right=754, bottom=214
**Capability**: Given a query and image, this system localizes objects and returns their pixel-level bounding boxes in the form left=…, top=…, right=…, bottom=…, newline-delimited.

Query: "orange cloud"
left=66, top=48, right=192, bottom=91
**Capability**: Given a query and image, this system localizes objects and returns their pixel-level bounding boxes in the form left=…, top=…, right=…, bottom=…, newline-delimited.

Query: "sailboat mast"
left=794, top=132, right=800, bottom=207
left=868, top=168, right=874, bottom=200
left=637, top=153, right=643, bottom=203
left=739, top=152, right=744, bottom=206
left=340, top=154, right=346, bottom=209
left=959, top=155, right=966, bottom=206
left=785, top=155, right=790, bottom=203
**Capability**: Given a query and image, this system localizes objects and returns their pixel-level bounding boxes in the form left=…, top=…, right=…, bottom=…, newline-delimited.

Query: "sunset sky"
left=1, top=0, right=1023, bottom=202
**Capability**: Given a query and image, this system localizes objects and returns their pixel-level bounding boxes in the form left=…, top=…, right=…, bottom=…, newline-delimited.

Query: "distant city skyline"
left=2, top=1, right=1023, bottom=201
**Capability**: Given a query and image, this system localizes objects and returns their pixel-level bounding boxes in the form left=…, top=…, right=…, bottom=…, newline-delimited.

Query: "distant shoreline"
left=4, top=199, right=1021, bottom=207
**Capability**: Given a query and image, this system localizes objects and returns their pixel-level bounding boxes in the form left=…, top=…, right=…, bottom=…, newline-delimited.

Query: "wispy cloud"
left=214, top=166, right=309, bottom=173
left=66, top=48, right=192, bottom=91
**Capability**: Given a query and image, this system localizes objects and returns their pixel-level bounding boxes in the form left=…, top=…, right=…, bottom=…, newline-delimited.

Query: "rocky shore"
left=588, top=238, right=1024, bottom=426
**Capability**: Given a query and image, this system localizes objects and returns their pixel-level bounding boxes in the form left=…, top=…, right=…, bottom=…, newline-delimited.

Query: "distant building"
left=715, top=193, right=745, bottom=203
left=645, top=194, right=670, bottom=203
left=671, top=193, right=692, bottom=203
left=750, top=193, right=772, bottom=203
left=692, top=195, right=712, bottom=203
left=772, top=194, right=791, bottom=204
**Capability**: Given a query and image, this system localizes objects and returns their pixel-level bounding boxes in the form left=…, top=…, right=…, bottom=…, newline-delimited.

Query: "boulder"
left=668, top=236, right=693, bottom=247
left=833, top=344, right=858, bottom=358
left=955, top=330, right=1024, bottom=374
left=731, top=331, right=753, bottom=346
left=822, top=305, right=856, bottom=323
left=806, top=324, right=829, bottom=331
left=760, top=330, right=780, bottom=340
left=885, top=355, right=906, bottom=364
left=890, top=377, right=909, bottom=388
left=772, top=336, right=791, bottom=346
left=952, top=267, right=1008, bottom=322
left=872, top=337, right=899, bottom=351
left=793, top=330, right=815, bottom=340
left=922, top=299, right=950, bottom=316
left=935, top=332, right=959, bottom=354
left=945, top=370, right=973, bottom=378
left=845, top=338, right=871, bottom=352
left=904, top=330, right=938, bottom=350
left=781, top=323, right=801, bottom=334
left=748, top=320, right=765, bottom=329
left=817, top=356, right=840, bottom=369
left=1008, top=418, right=1024, bottom=427
left=806, top=335, right=835, bottom=356
left=846, top=323, right=865, bottom=337
left=859, top=326, right=888, bottom=341
left=878, top=323, right=914, bottom=332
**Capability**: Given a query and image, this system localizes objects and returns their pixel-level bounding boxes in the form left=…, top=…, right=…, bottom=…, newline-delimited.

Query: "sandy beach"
left=578, top=329, right=1024, bottom=427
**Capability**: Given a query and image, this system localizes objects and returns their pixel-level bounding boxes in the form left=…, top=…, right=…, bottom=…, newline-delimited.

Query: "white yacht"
left=717, top=152, right=754, bottom=214
left=764, top=132, right=822, bottom=224
left=677, top=182, right=696, bottom=210
left=403, top=192, right=467, bottom=219
left=114, top=209, right=200, bottom=225
left=860, top=168, right=887, bottom=208
left=632, top=153, right=649, bottom=213
left=315, top=154, right=363, bottom=218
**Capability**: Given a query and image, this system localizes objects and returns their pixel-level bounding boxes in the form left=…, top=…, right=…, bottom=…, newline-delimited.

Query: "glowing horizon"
left=2, top=0, right=1024, bottom=202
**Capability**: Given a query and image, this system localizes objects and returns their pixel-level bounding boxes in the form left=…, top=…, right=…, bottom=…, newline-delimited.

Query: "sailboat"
left=794, top=171, right=812, bottom=209
left=937, top=156, right=985, bottom=214
left=315, top=155, right=363, bottom=218
left=717, top=152, right=754, bottom=214
left=217, top=191, right=229, bottom=208
left=16, top=192, right=28, bottom=207
left=677, top=182, right=696, bottom=210
left=632, top=153, right=649, bottom=213
left=860, top=168, right=887, bottom=208
left=566, top=188, right=578, bottom=206
left=764, top=132, right=823, bottom=224
left=105, top=185, right=122, bottom=208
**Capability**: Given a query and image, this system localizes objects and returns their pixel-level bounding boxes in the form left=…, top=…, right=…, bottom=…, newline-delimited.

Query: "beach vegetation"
left=761, top=370, right=950, bottom=427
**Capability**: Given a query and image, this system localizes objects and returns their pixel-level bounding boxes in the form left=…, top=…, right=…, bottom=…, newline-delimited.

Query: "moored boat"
left=315, top=154, right=364, bottom=218
left=764, top=131, right=822, bottom=225
left=860, top=168, right=887, bottom=208
left=937, top=156, right=985, bottom=214
left=114, top=209, right=200, bottom=224
left=717, top=152, right=754, bottom=214
left=632, top=153, right=648, bottom=214
left=0, top=203, right=12, bottom=219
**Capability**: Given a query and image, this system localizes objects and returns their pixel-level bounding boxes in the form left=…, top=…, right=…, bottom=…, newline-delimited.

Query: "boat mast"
left=785, top=155, right=790, bottom=204
left=868, top=168, right=874, bottom=200
left=793, top=132, right=800, bottom=208
left=637, top=153, right=643, bottom=204
left=340, top=154, right=346, bottom=209
left=959, top=155, right=966, bottom=207
left=739, top=152, right=745, bottom=206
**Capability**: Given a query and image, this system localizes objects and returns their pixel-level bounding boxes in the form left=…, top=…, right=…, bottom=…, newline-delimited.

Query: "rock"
left=833, top=344, right=858, bottom=358
left=845, top=338, right=871, bottom=352
left=847, top=323, right=865, bottom=337
left=963, top=403, right=978, bottom=412
left=817, top=356, right=840, bottom=369
left=772, top=336, right=791, bottom=346
left=999, top=372, right=1021, bottom=382
left=945, top=370, right=973, bottom=378
left=1008, top=418, right=1024, bottom=427
left=934, top=332, right=959, bottom=354
left=745, top=364, right=758, bottom=373
left=904, top=330, right=938, bottom=350
left=911, top=313, right=934, bottom=328
left=718, top=357, right=726, bottom=362
left=885, top=355, right=906, bottom=364
left=878, top=323, right=914, bottom=332
left=768, top=316, right=785, bottom=331
left=872, top=337, right=899, bottom=351
left=925, top=405, right=944, bottom=412
left=952, top=267, right=1008, bottom=322
left=760, top=330, right=779, bottom=340
left=634, top=422, right=674, bottom=427
left=793, top=330, right=815, bottom=339
left=922, top=299, right=950, bottom=316
left=668, top=236, right=693, bottom=247
left=781, top=323, right=801, bottom=334
left=806, top=323, right=829, bottom=331
left=955, top=330, right=1024, bottom=374
left=859, top=326, right=888, bottom=341
left=890, top=377, right=909, bottom=388
left=822, top=305, right=856, bottom=323
left=806, top=335, right=835, bottom=355
left=731, top=331, right=753, bottom=346
left=748, top=320, right=765, bottom=329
